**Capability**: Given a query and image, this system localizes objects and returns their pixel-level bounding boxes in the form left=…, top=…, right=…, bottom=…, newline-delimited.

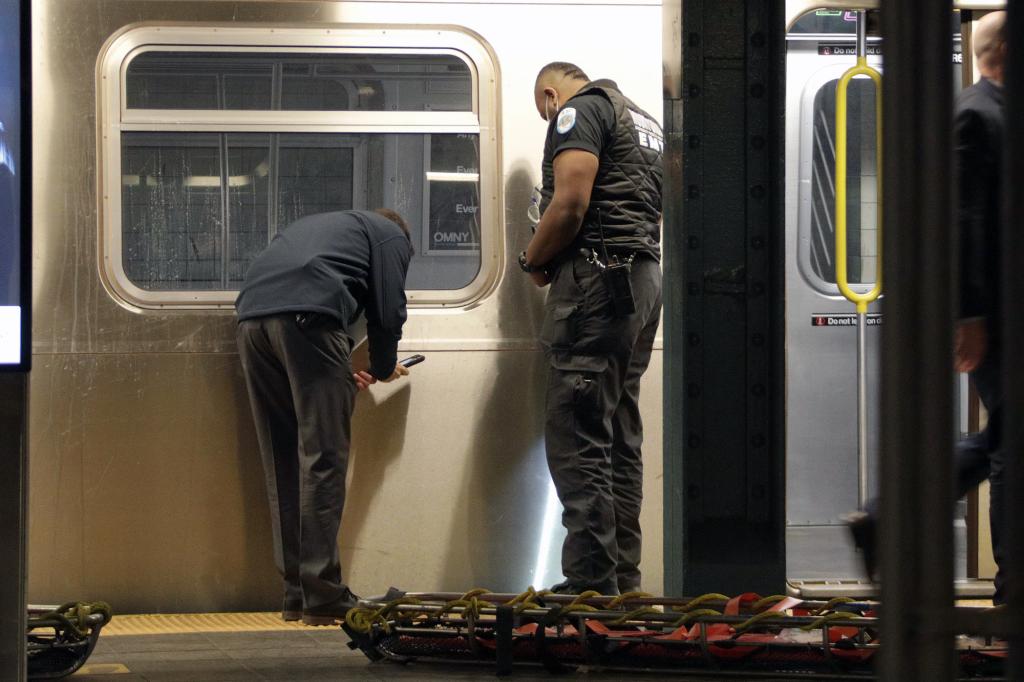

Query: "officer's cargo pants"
left=237, top=313, right=357, bottom=610
left=541, top=252, right=662, bottom=593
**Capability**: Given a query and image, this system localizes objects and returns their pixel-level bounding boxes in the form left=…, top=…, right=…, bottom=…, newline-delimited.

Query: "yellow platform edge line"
left=100, top=612, right=312, bottom=635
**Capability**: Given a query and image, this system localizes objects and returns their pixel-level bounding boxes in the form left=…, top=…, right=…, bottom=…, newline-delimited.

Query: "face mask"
left=543, top=93, right=559, bottom=122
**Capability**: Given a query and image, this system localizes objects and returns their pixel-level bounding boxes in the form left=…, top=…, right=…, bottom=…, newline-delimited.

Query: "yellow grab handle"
left=835, top=56, right=883, bottom=314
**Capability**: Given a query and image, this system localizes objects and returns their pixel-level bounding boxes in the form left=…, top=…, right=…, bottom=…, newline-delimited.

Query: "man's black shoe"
left=548, top=580, right=618, bottom=596
left=845, top=511, right=878, bottom=583
left=282, top=597, right=303, bottom=622
left=302, top=588, right=361, bottom=626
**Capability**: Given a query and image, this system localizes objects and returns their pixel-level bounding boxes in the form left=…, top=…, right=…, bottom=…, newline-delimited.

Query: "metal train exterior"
left=782, top=1, right=1003, bottom=592
left=26, top=0, right=1005, bottom=613
left=28, top=0, right=664, bottom=613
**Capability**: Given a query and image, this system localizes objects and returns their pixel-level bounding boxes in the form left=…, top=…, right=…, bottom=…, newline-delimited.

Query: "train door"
left=783, top=9, right=970, bottom=595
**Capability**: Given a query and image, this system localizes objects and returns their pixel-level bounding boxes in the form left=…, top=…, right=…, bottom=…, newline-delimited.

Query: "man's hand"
left=530, top=270, right=551, bottom=287
left=353, top=371, right=377, bottom=391
left=955, top=318, right=988, bottom=373
left=380, top=362, right=411, bottom=383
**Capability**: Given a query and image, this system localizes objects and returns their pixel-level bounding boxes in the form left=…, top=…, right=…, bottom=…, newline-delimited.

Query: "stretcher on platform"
left=343, top=589, right=1007, bottom=678
left=27, top=602, right=112, bottom=679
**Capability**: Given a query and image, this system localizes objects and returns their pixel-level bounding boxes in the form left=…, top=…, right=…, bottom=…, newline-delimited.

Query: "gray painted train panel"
left=787, top=523, right=967, bottom=581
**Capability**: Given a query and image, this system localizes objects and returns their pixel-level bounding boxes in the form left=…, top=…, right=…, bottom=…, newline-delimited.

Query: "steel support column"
left=878, top=1, right=956, bottom=679
left=1003, top=3, right=1024, bottom=678
left=663, top=0, right=786, bottom=596
left=0, top=373, right=28, bottom=681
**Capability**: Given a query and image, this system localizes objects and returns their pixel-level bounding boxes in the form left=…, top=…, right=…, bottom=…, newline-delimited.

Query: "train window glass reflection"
left=120, top=132, right=480, bottom=292
left=808, top=78, right=878, bottom=285
left=126, top=52, right=472, bottom=112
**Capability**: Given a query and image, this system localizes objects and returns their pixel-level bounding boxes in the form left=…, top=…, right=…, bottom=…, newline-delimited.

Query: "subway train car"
left=27, top=0, right=665, bottom=613
left=27, top=0, right=1005, bottom=615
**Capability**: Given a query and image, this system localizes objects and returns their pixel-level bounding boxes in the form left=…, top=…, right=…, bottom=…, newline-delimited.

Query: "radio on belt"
left=589, top=210, right=636, bottom=318
left=586, top=251, right=635, bottom=318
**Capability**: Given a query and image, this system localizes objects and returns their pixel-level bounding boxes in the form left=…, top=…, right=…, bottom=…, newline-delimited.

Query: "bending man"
left=236, top=209, right=413, bottom=624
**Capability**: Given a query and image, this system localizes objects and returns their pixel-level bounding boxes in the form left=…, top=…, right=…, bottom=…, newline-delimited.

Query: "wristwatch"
left=518, top=251, right=537, bottom=273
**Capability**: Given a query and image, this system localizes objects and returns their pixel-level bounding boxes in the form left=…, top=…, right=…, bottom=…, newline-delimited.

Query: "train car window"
left=121, top=133, right=365, bottom=291
left=120, top=131, right=478, bottom=292
left=790, top=10, right=960, bottom=294
left=790, top=9, right=959, bottom=38
left=126, top=52, right=472, bottom=112
left=808, top=78, right=878, bottom=286
left=99, top=27, right=498, bottom=308
left=789, top=10, right=860, bottom=35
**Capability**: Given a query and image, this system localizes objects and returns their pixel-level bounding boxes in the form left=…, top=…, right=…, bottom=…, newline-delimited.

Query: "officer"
left=235, top=209, right=413, bottom=624
left=520, top=62, right=663, bottom=595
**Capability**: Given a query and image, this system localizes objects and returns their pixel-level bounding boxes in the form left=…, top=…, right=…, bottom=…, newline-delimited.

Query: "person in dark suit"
left=950, top=10, right=1007, bottom=603
left=236, top=209, right=413, bottom=624
left=849, top=11, right=1009, bottom=603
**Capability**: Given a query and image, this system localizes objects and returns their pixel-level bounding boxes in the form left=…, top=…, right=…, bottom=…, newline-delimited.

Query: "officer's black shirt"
left=540, top=87, right=614, bottom=227
left=541, top=91, right=616, bottom=170
left=236, top=210, right=412, bottom=380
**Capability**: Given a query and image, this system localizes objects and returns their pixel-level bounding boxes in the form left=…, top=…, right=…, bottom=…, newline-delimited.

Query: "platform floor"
left=69, top=612, right=806, bottom=681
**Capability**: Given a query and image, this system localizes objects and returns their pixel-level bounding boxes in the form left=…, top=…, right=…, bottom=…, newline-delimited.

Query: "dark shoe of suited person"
left=282, top=597, right=303, bottom=622
left=844, top=511, right=878, bottom=584
left=301, top=587, right=361, bottom=626
left=548, top=579, right=619, bottom=597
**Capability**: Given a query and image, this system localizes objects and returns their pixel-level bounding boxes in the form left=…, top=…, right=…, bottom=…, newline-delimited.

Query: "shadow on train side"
left=335, top=165, right=551, bottom=596
left=440, top=163, right=550, bottom=592
left=341, top=384, right=412, bottom=576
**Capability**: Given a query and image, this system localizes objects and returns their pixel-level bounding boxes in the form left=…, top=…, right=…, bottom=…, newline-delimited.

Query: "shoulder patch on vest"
left=556, top=107, right=577, bottom=134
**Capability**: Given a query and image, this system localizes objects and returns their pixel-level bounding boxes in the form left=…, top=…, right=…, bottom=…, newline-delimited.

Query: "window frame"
left=98, top=24, right=502, bottom=309
left=795, top=58, right=882, bottom=297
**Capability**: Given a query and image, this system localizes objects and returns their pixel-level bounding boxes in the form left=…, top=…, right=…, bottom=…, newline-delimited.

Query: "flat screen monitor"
left=0, top=0, right=28, bottom=371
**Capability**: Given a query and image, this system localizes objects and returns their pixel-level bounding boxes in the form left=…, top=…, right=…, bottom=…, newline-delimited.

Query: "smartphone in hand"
left=399, top=354, right=426, bottom=368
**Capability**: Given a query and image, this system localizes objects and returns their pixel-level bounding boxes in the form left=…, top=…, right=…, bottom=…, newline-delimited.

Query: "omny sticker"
left=556, top=107, right=577, bottom=134
left=425, top=180, right=481, bottom=255
left=811, top=313, right=883, bottom=327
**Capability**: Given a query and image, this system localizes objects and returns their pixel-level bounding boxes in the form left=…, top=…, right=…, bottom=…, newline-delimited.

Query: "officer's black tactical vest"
left=554, top=81, right=664, bottom=261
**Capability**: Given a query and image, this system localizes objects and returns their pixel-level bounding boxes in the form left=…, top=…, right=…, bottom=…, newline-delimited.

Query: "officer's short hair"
left=372, top=208, right=415, bottom=253
left=536, top=62, right=590, bottom=85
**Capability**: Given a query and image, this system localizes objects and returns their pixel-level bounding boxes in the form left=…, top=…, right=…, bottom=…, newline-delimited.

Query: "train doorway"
left=783, top=7, right=995, bottom=598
